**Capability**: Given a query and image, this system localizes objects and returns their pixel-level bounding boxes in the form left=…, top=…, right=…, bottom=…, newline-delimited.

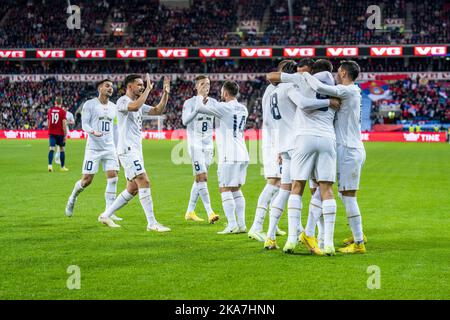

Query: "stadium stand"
left=0, top=0, right=448, bottom=47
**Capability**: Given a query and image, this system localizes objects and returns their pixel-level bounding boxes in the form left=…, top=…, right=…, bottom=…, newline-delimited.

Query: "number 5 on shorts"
left=133, top=160, right=142, bottom=171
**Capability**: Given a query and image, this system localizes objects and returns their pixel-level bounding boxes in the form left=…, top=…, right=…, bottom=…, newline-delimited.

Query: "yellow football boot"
left=300, top=232, right=324, bottom=256
left=338, top=242, right=366, bottom=254
left=185, top=211, right=205, bottom=222
left=342, top=234, right=367, bottom=246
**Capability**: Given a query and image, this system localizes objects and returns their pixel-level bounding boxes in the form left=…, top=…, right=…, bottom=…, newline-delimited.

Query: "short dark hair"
left=222, top=81, right=239, bottom=97
left=277, top=60, right=297, bottom=73
left=312, top=59, right=333, bottom=74
left=297, top=58, right=315, bottom=69
left=195, top=74, right=208, bottom=82
left=124, top=74, right=142, bottom=87
left=55, top=97, right=62, bottom=105
left=96, top=78, right=113, bottom=88
left=340, top=60, right=360, bottom=81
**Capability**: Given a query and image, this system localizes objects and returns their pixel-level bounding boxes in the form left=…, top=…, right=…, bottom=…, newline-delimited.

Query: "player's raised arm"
left=303, top=72, right=347, bottom=99
left=194, top=82, right=224, bottom=118
left=149, top=76, right=170, bottom=115
left=286, top=87, right=340, bottom=111
left=81, top=101, right=102, bottom=137
left=126, top=73, right=154, bottom=112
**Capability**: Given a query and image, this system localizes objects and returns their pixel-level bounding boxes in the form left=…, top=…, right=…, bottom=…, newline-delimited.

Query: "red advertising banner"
left=1, top=130, right=447, bottom=143
left=361, top=132, right=447, bottom=142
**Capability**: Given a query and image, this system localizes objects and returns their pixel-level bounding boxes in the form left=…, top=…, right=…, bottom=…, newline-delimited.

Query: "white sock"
left=69, top=180, right=84, bottom=202
left=322, top=199, right=337, bottom=248
left=342, top=196, right=364, bottom=243
left=305, top=188, right=322, bottom=237
left=251, top=183, right=279, bottom=232
left=221, top=191, right=237, bottom=228
left=105, top=177, right=118, bottom=209
left=186, top=181, right=199, bottom=213
left=287, top=194, right=302, bottom=243
left=317, top=214, right=324, bottom=243
left=233, top=190, right=246, bottom=229
left=102, top=189, right=134, bottom=218
left=197, top=181, right=214, bottom=216
left=267, top=189, right=290, bottom=240
left=139, top=188, right=157, bottom=226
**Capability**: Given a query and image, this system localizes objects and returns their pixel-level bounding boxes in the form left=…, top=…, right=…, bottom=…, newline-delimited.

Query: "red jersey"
left=48, top=107, right=67, bottom=136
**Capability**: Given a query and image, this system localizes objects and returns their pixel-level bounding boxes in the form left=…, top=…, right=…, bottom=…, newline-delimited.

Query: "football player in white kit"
left=302, top=60, right=367, bottom=254
left=264, top=59, right=331, bottom=250
left=65, top=79, right=121, bottom=220
left=182, top=75, right=219, bottom=224
left=194, top=81, right=250, bottom=235
left=267, top=60, right=341, bottom=256
left=99, top=74, right=171, bottom=232
left=248, top=60, right=305, bottom=242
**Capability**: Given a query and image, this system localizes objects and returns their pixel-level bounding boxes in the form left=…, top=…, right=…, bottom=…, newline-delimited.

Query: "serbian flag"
left=360, top=80, right=392, bottom=101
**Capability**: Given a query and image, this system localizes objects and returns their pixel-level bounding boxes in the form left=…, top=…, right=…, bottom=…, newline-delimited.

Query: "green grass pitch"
left=0, top=139, right=449, bottom=299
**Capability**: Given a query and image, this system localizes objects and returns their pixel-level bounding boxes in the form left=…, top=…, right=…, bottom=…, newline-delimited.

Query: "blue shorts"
left=49, top=134, right=65, bottom=147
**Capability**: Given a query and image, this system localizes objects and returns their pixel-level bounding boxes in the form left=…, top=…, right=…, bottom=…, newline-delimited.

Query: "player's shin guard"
left=342, top=196, right=364, bottom=243
left=139, top=188, right=156, bottom=226
left=102, top=189, right=133, bottom=218
left=48, top=150, right=54, bottom=165
left=221, top=191, right=237, bottom=229
left=305, top=188, right=322, bottom=237
left=287, top=195, right=302, bottom=243
left=186, top=181, right=199, bottom=213
left=233, top=190, right=246, bottom=230
left=251, top=184, right=279, bottom=232
left=105, top=177, right=118, bottom=209
left=322, top=199, right=337, bottom=248
left=70, top=180, right=84, bottom=202
left=60, top=151, right=65, bottom=167
left=267, top=189, right=290, bottom=240
left=197, top=181, right=214, bottom=216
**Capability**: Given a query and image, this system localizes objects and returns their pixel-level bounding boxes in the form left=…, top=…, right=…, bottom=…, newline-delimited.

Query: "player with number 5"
left=98, top=74, right=171, bottom=232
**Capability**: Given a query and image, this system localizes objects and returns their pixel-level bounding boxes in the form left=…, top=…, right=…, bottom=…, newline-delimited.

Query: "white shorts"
left=280, top=150, right=293, bottom=185
left=262, top=147, right=281, bottom=179
left=82, top=149, right=119, bottom=174
left=190, top=148, right=213, bottom=176
left=218, top=162, right=248, bottom=188
left=337, top=144, right=366, bottom=191
left=291, top=135, right=336, bottom=183
left=118, top=150, right=146, bottom=181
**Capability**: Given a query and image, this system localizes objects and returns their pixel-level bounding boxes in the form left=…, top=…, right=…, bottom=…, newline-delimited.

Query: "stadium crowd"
left=371, top=78, right=450, bottom=125
left=0, top=0, right=448, bottom=48
left=1, top=57, right=450, bottom=75
left=0, top=77, right=266, bottom=131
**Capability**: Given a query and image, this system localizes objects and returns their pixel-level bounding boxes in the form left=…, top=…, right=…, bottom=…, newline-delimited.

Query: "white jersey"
left=182, top=96, right=215, bottom=152
left=281, top=72, right=336, bottom=140
left=261, top=84, right=278, bottom=151
left=81, top=98, right=117, bottom=151
left=196, top=96, right=249, bottom=163
left=334, top=85, right=363, bottom=148
left=268, top=82, right=297, bottom=153
left=116, top=95, right=154, bottom=154
left=302, top=73, right=364, bottom=149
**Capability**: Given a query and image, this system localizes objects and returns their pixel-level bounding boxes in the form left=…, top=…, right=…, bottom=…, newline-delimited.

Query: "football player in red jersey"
left=47, top=97, right=68, bottom=172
